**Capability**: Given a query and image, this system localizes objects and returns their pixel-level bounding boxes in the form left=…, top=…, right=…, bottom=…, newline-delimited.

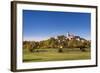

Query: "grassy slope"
left=23, top=48, right=91, bottom=62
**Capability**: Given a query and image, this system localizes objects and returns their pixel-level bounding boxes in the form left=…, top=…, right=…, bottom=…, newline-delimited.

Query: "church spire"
left=67, top=32, right=70, bottom=37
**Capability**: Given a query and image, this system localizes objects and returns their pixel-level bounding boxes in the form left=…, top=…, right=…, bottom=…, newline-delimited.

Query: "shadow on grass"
left=23, top=58, right=42, bottom=62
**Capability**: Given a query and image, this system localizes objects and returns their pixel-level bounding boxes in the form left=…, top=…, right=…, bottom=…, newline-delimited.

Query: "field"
left=23, top=48, right=91, bottom=62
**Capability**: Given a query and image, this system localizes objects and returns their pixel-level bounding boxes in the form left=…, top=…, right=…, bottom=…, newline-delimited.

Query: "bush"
left=58, top=48, right=63, bottom=53
left=80, top=47, right=86, bottom=52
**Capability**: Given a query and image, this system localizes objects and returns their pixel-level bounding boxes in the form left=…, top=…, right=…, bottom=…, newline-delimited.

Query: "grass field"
left=23, top=48, right=91, bottom=62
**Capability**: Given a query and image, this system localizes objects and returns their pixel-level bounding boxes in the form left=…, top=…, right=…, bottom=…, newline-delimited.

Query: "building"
left=67, top=32, right=81, bottom=41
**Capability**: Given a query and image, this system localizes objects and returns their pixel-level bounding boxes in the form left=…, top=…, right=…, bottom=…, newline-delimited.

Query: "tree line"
left=23, top=35, right=90, bottom=52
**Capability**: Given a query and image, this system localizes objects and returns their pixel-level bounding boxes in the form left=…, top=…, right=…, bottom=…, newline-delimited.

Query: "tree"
left=67, top=39, right=87, bottom=51
left=48, top=37, right=58, bottom=48
left=68, top=39, right=78, bottom=48
left=79, top=40, right=90, bottom=52
left=57, top=35, right=67, bottom=48
left=57, top=35, right=67, bottom=52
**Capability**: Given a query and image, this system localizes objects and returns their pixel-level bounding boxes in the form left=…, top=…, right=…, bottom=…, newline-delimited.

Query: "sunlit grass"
left=23, top=48, right=91, bottom=62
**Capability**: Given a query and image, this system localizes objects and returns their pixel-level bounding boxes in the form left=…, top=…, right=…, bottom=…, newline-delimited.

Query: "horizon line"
left=23, top=36, right=91, bottom=42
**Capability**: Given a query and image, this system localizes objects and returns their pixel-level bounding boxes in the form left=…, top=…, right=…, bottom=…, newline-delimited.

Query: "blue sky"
left=23, top=10, right=91, bottom=41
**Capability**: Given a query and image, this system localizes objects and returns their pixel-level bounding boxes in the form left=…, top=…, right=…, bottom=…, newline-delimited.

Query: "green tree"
left=48, top=37, right=58, bottom=48
left=57, top=35, right=67, bottom=48
left=57, top=35, right=67, bottom=52
left=68, top=39, right=79, bottom=48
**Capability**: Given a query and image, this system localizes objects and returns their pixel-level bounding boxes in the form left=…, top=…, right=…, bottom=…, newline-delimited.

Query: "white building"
left=67, top=32, right=81, bottom=41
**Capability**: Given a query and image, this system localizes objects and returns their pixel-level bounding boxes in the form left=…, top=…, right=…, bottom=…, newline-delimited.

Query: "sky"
left=23, top=10, right=91, bottom=41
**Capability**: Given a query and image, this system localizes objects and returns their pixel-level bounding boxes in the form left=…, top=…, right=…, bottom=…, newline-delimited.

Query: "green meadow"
left=23, top=48, right=91, bottom=62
